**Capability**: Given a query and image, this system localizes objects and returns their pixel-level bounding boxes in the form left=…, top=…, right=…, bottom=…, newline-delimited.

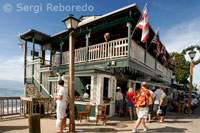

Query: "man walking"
left=132, top=82, right=150, bottom=133
left=159, top=88, right=168, bottom=123
left=153, top=86, right=162, bottom=120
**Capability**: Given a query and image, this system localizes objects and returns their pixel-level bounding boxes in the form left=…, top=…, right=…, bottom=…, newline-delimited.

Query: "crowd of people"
left=115, top=82, right=168, bottom=133
left=53, top=79, right=174, bottom=133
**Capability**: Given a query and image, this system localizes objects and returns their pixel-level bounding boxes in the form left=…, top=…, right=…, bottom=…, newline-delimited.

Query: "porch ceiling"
left=20, top=29, right=50, bottom=45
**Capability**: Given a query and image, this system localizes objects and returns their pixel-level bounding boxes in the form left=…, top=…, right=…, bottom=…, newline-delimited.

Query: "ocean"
left=0, top=88, right=24, bottom=113
left=0, top=88, right=24, bottom=97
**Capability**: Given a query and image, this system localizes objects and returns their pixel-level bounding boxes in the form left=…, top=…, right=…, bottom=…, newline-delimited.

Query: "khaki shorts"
left=136, top=107, right=149, bottom=118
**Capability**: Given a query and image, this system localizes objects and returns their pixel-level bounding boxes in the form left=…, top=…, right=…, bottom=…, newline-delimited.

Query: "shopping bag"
left=157, top=109, right=162, bottom=114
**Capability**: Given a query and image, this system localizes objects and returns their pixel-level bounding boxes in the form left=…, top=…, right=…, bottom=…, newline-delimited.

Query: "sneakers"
left=132, top=129, right=138, bottom=133
left=132, top=127, right=149, bottom=133
left=144, top=126, right=149, bottom=131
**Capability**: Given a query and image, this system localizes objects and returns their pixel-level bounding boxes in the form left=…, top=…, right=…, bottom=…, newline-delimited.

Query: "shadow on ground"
left=0, top=116, right=26, bottom=122
left=0, top=126, right=28, bottom=133
left=149, top=126, right=188, bottom=132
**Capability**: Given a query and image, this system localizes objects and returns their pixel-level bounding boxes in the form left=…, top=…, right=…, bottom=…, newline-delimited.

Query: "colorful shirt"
left=134, top=87, right=150, bottom=108
left=127, top=92, right=135, bottom=103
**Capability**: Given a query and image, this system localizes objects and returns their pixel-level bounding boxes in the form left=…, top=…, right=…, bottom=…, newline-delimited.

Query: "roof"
left=20, top=29, right=50, bottom=45
left=51, top=3, right=137, bottom=37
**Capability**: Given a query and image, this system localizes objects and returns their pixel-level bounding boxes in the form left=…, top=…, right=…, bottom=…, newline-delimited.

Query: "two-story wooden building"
left=19, top=3, right=175, bottom=117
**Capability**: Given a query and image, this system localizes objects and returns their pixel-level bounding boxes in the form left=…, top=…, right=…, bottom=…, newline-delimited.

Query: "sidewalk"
left=0, top=105, right=200, bottom=133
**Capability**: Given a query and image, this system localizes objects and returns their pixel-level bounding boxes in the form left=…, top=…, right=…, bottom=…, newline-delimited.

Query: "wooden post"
left=28, top=113, right=41, bottom=133
left=32, top=37, right=35, bottom=84
left=59, top=43, right=63, bottom=65
left=69, top=31, right=75, bottom=132
left=24, top=41, right=27, bottom=84
left=188, top=60, right=194, bottom=116
left=127, top=22, right=132, bottom=59
left=144, top=42, right=147, bottom=64
left=86, top=33, right=90, bottom=62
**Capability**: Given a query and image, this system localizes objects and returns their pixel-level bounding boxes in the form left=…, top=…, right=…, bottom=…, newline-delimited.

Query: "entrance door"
left=117, top=78, right=128, bottom=94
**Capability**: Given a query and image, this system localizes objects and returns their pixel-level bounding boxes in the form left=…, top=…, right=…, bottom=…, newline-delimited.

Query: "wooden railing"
left=21, top=97, right=56, bottom=117
left=0, top=97, right=21, bottom=118
left=0, top=97, right=56, bottom=119
left=52, top=38, right=128, bottom=66
left=88, top=38, right=128, bottom=61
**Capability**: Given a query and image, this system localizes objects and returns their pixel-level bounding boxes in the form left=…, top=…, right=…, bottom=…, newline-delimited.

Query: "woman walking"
left=127, top=88, right=137, bottom=120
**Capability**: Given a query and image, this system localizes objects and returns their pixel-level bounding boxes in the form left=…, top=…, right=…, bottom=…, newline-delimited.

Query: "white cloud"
left=163, top=17, right=200, bottom=53
left=0, top=56, right=24, bottom=82
left=163, top=17, right=200, bottom=86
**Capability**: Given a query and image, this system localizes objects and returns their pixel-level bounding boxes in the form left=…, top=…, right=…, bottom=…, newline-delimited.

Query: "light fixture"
left=188, top=50, right=196, bottom=60
left=62, top=14, right=80, bottom=30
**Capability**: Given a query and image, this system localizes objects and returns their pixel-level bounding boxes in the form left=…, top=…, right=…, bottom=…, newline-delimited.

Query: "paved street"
left=0, top=105, right=200, bottom=133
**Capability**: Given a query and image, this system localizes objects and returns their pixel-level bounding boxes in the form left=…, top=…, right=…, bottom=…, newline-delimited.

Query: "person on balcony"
left=104, top=33, right=110, bottom=42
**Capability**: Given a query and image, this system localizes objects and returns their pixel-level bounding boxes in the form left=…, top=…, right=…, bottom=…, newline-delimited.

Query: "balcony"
left=51, top=37, right=172, bottom=82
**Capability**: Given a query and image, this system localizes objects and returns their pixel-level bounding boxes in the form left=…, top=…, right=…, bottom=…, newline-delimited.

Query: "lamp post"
left=62, top=14, right=80, bottom=132
left=188, top=50, right=196, bottom=116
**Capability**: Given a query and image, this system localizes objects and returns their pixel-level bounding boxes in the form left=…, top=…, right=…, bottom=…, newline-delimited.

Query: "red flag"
left=137, top=4, right=149, bottom=43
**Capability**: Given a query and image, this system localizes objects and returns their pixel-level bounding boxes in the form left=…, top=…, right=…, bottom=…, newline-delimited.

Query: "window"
left=75, top=76, right=91, bottom=98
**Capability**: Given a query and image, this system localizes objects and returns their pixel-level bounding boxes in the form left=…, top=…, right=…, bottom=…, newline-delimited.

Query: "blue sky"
left=0, top=0, right=200, bottom=87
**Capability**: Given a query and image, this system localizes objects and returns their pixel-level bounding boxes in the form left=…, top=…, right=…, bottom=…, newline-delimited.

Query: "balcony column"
left=59, top=42, right=63, bottom=65
left=127, top=22, right=132, bottom=59
left=50, top=51, right=53, bottom=66
left=85, top=32, right=90, bottom=62
left=41, top=47, right=45, bottom=65
left=32, top=37, right=35, bottom=84
left=49, top=50, right=53, bottom=95
left=24, top=41, right=27, bottom=84
left=144, top=42, right=147, bottom=64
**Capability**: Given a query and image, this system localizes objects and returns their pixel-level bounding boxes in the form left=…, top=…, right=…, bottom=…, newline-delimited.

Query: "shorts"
left=116, top=100, right=123, bottom=109
left=148, top=104, right=153, bottom=114
left=128, top=102, right=135, bottom=108
left=136, top=107, right=149, bottom=118
left=160, top=106, right=167, bottom=116
left=153, top=104, right=159, bottom=112
left=56, top=106, right=67, bottom=119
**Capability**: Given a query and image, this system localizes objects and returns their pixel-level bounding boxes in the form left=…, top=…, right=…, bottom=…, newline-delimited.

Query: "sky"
left=0, top=0, right=199, bottom=88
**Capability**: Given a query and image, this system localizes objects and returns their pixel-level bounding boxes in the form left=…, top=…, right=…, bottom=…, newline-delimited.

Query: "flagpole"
left=130, top=3, right=147, bottom=38
left=147, top=27, right=159, bottom=50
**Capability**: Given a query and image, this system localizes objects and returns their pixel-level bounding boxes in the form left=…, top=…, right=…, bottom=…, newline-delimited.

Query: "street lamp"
left=62, top=14, right=80, bottom=132
left=188, top=50, right=196, bottom=116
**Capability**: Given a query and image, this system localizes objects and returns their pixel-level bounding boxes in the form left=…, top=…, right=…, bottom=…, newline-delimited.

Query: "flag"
left=162, top=56, right=168, bottom=66
left=136, top=3, right=149, bottom=43
left=161, top=45, right=166, bottom=56
left=151, top=30, right=161, bottom=57
left=167, top=55, right=173, bottom=64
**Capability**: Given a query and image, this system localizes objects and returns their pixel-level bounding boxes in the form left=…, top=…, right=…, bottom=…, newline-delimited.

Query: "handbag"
left=157, top=109, right=162, bottom=114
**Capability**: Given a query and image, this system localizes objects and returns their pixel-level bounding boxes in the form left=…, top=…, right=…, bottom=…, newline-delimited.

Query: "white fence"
left=88, top=38, right=128, bottom=61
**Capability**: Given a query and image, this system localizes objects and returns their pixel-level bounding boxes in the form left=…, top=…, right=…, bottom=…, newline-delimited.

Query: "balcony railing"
left=50, top=37, right=172, bottom=82
left=52, top=38, right=128, bottom=66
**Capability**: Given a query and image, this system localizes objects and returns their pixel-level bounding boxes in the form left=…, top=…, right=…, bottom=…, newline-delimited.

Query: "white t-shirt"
left=56, top=87, right=67, bottom=107
left=115, top=92, right=123, bottom=101
left=154, top=89, right=162, bottom=104
left=82, top=92, right=89, bottom=98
